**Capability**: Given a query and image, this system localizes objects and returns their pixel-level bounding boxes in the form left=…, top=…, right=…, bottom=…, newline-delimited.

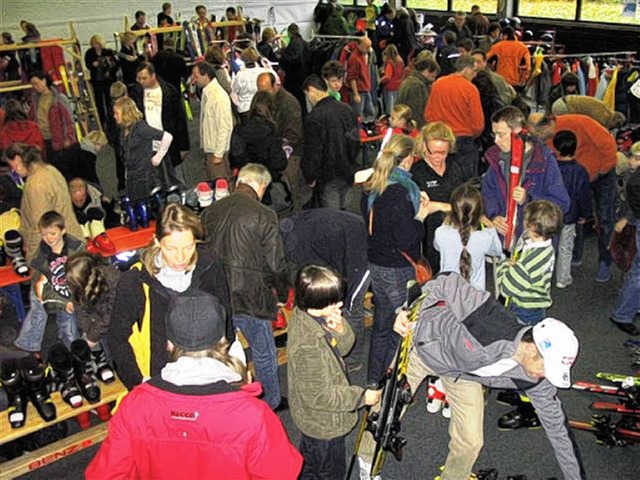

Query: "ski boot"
left=4, top=230, right=29, bottom=277
left=498, top=400, right=541, bottom=430
left=134, top=200, right=150, bottom=229
left=20, top=355, right=57, bottom=422
left=120, top=196, right=138, bottom=231
left=426, top=376, right=446, bottom=414
left=90, top=343, right=115, bottom=384
left=70, top=339, right=101, bottom=404
left=48, top=343, right=83, bottom=408
left=1, top=358, right=28, bottom=428
left=150, top=186, right=166, bottom=214
left=166, top=184, right=182, bottom=204
left=496, top=389, right=523, bottom=407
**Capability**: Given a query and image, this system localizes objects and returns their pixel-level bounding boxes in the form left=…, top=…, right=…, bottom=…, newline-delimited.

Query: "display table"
left=0, top=377, right=126, bottom=479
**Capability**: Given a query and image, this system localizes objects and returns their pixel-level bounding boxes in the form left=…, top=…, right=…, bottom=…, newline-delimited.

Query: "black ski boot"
left=498, top=401, right=541, bottom=430
left=496, top=389, right=523, bottom=407
left=48, top=343, right=83, bottom=408
left=70, top=339, right=101, bottom=403
left=90, top=343, right=115, bottom=384
left=20, top=355, right=57, bottom=422
left=0, top=358, right=27, bottom=428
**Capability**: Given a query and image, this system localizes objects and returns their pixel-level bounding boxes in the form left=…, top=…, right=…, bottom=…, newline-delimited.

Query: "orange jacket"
left=486, top=40, right=531, bottom=87
left=425, top=75, right=484, bottom=138
left=548, top=114, right=617, bottom=181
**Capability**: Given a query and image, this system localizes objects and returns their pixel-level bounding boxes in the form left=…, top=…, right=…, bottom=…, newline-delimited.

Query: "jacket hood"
left=161, top=356, right=243, bottom=385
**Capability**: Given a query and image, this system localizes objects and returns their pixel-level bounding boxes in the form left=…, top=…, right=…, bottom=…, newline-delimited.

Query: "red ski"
left=572, top=381, right=626, bottom=397
left=503, top=131, right=526, bottom=252
left=591, top=401, right=640, bottom=417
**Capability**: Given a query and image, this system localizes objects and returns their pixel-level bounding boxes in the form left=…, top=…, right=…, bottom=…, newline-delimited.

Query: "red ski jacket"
left=0, top=120, right=46, bottom=155
left=85, top=380, right=302, bottom=480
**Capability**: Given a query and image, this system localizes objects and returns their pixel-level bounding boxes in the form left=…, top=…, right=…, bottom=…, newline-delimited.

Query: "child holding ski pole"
left=288, top=265, right=381, bottom=479
left=497, top=200, right=563, bottom=326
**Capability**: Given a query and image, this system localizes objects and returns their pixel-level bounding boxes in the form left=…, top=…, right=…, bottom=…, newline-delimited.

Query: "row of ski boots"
left=120, top=185, right=182, bottom=231
left=0, top=356, right=56, bottom=428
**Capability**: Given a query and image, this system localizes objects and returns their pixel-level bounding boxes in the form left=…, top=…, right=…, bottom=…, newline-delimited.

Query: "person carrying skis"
left=357, top=273, right=583, bottom=480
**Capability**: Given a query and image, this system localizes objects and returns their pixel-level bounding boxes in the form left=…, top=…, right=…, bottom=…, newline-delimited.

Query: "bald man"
left=347, top=37, right=376, bottom=123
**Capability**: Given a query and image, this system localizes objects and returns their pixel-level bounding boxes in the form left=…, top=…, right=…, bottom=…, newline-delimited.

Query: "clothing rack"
left=544, top=50, right=635, bottom=59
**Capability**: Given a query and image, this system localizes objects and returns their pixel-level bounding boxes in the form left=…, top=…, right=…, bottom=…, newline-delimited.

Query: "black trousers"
left=299, top=433, right=346, bottom=480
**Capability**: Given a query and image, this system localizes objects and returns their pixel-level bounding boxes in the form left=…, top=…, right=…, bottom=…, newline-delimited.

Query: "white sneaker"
left=555, top=279, right=572, bottom=289
left=441, top=402, right=451, bottom=419
left=358, top=457, right=381, bottom=480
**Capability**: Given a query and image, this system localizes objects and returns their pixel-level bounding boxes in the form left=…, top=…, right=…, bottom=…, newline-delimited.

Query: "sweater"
left=486, top=39, right=531, bottom=87
left=346, top=48, right=371, bottom=93
left=380, top=59, right=404, bottom=91
left=552, top=95, right=620, bottom=128
left=549, top=114, right=617, bottom=181
left=361, top=183, right=424, bottom=268
left=397, top=72, right=432, bottom=128
left=496, top=237, right=555, bottom=309
left=557, top=159, right=592, bottom=224
left=425, top=75, right=484, bottom=138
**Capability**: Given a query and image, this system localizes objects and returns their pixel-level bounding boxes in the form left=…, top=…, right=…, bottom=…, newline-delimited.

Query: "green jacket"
left=287, top=307, right=364, bottom=440
left=397, top=72, right=432, bottom=128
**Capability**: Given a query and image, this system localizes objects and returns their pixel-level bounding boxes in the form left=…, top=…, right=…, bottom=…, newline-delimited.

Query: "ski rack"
left=0, top=22, right=104, bottom=135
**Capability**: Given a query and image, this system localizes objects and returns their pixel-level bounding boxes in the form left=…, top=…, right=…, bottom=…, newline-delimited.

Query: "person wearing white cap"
left=356, top=273, right=582, bottom=480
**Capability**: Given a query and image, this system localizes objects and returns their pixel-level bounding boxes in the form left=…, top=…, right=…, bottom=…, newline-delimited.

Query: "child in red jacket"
left=380, top=44, right=404, bottom=116
left=86, top=291, right=302, bottom=480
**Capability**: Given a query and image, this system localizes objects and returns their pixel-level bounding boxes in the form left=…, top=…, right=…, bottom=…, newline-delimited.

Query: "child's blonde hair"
left=364, top=134, right=415, bottom=195
left=392, top=104, right=417, bottom=131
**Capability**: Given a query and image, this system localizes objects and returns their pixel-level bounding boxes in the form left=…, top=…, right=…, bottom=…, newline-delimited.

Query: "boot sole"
left=498, top=425, right=542, bottom=431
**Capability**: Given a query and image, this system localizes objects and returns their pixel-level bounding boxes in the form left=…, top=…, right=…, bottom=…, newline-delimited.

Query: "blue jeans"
left=383, top=90, right=397, bottom=116
left=233, top=313, right=281, bottom=409
left=510, top=304, right=546, bottom=326
left=591, top=169, right=616, bottom=266
left=367, top=263, right=415, bottom=384
left=351, top=91, right=376, bottom=123
left=15, top=290, right=79, bottom=352
left=319, top=178, right=352, bottom=210
left=611, top=220, right=640, bottom=323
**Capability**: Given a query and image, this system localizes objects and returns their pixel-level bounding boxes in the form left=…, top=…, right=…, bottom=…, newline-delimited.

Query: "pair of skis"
left=346, top=281, right=426, bottom=478
left=570, top=373, right=640, bottom=446
left=58, top=64, right=95, bottom=141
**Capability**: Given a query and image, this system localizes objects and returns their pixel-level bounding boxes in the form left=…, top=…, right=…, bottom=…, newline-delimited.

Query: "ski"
left=182, top=22, right=197, bottom=61
left=346, top=281, right=425, bottom=479
left=572, top=381, right=626, bottom=397
left=590, top=401, right=640, bottom=417
left=569, top=415, right=640, bottom=447
left=58, top=65, right=83, bottom=141
left=596, top=372, right=640, bottom=387
left=504, top=131, right=526, bottom=251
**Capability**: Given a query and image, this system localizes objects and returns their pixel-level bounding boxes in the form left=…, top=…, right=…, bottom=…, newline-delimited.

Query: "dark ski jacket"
left=302, top=96, right=359, bottom=186
left=108, top=249, right=231, bottom=390
left=131, top=79, right=189, bottom=167
left=412, top=273, right=583, bottom=480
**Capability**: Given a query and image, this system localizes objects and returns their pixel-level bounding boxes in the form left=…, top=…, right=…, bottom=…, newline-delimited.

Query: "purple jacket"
left=482, top=140, right=570, bottom=239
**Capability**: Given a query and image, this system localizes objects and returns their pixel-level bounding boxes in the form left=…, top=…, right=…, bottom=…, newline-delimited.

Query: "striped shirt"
left=497, top=238, right=555, bottom=309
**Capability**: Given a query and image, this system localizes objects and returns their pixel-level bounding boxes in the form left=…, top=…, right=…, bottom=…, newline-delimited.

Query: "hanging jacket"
left=0, top=119, right=46, bottom=154
left=602, top=67, right=619, bottom=110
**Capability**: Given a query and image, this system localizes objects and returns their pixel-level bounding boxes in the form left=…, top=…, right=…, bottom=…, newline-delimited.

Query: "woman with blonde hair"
left=84, top=34, right=118, bottom=124
left=119, top=31, right=142, bottom=88
left=380, top=44, right=404, bottom=116
left=362, top=134, right=429, bottom=384
left=113, top=96, right=172, bottom=203
left=411, top=121, right=465, bottom=272
left=109, top=203, right=231, bottom=389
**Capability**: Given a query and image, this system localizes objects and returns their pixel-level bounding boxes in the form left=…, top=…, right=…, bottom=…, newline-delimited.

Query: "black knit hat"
left=166, top=291, right=226, bottom=351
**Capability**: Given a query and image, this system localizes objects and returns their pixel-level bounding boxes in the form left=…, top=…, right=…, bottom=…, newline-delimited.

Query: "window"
left=406, top=0, right=449, bottom=11
left=451, top=0, right=499, bottom=14
left=581, top=0, right=640, bottom=25
left=517, top=0, right=577, bottom=20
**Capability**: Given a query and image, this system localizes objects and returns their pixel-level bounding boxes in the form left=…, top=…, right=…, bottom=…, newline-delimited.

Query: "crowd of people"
left=0, top=1, right=639, bottom=479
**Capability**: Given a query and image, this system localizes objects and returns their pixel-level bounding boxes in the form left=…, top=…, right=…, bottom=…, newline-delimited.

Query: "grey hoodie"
left=412, top=273, right=583, bottom=480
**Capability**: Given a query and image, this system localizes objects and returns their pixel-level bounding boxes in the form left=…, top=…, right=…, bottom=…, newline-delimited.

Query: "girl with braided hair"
left=66, top=252, right=120, bottom=382
left=434, top=182, right=503, bottom=291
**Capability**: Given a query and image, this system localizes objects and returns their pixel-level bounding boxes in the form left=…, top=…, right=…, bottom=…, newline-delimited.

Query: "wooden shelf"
left=0, top=377, right=125, bottom=446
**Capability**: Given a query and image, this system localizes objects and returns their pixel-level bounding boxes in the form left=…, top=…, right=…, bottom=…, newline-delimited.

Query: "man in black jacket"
left=280, top=208, right=370, bottom=369
left=301, top=74, right=360, bottom=210
left=131, top=62, right=189, bottom=186
left=201, top=163, right=290, bottom=410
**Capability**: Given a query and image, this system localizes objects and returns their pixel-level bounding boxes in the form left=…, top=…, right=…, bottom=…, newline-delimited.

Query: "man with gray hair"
left=201, top=164, right=291, bottom=411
